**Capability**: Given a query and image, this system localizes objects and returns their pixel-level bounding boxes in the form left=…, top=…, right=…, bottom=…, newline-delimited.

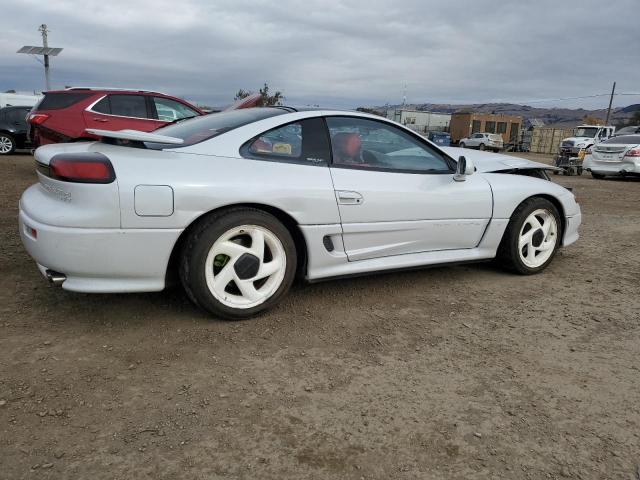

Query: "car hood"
left=563, top=136, right=593, bottom=143
left=442, top=147, right=558, bottom=172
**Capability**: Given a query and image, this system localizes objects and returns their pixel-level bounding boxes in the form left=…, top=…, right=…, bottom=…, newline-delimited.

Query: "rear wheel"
left=479, top=143, right=486, bottom=151
left=591, top=172, right=605, bottom=179
left=180, top=208, right=297, bottom=320
left=0, top=133, right=15, bottom=155
left=498, top=198, right=561, bottom=274
left=459, top=142, right=466, bottom=148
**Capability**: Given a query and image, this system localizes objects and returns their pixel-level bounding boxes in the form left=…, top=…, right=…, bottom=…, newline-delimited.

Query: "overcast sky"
left=1, top=0, right=639, bottom=109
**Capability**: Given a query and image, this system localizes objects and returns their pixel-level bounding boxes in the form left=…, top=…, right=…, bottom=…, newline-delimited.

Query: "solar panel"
left=43, top=47, right=63, bottom=56
left=17, top=46, right=63, bottom=56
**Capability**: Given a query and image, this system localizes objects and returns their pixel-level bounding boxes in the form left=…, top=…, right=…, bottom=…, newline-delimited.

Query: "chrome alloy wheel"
left=204, top=225, right=286, bottom=309
left=518, top=209, right=558, bottom=268
left=0, top=136, right=13, bottom=154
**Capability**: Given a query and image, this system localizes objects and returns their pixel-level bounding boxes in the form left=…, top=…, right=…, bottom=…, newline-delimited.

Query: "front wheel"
left=497, top=198, right=561, bottom=274
left=180, top=208, right=297, bottom=319
left=0, top=133, right=16, bottom=155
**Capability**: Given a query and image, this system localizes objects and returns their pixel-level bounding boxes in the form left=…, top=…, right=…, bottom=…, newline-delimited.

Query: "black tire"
left=493, top=148, right=500, bottom=153
left=591, top=172, right=605, bottom=179
left=497, top=197, right=561, bottom=275
left=479, top=143, right=486, bottom=151
left=179, top=208, right=297, bottom=320
left=459, top=142, right=465, bottom=148
left=576, top=167, right=583, bottom=175
left=0, top=133, right=16, bottom=155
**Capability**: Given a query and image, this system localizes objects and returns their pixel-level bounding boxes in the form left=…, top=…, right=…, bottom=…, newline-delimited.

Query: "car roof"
left=46, top=87, right=169, bottom=96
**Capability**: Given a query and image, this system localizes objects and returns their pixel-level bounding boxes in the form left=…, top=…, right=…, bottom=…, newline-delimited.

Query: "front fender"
left=482, top=173, right=579, bottom=219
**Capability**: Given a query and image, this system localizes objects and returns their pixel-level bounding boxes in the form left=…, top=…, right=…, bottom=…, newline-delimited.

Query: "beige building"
left=449, top=112, right=522, bottom=146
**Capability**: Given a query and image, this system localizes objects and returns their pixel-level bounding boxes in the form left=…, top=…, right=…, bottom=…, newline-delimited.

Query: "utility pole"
left=17, top=25, right=63, bottom=91
left=39, top=24, right=51, bottom=91
left=605, top=81, right=616, bottom=125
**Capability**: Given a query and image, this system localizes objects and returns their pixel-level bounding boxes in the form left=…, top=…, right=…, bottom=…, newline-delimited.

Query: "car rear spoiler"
left=85, top=128, right=184, bottom=144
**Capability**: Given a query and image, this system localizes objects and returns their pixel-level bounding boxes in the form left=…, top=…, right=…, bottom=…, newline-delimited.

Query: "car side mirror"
left=454, top=155, right=474, bottom=182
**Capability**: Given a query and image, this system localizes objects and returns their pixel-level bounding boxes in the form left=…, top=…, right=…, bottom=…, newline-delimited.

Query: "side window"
left=153, top=97, right=198, bottom=122
left=92, top=96, right=111, bottom=114
left=326, top=116, right=452, bottom=173
left=7, top=109, right=28, bottom=123
left=108, top=94, right=148, bottom=119
left=241, top=118, right=330, bottom=166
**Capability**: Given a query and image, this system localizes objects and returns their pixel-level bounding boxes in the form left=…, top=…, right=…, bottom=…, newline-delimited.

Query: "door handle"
left=93, top=118, right=109, bottom=123
left=336, top=190, right=364, bottom=205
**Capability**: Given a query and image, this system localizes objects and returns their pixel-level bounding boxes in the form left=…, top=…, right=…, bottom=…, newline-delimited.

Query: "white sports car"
left=19, top=108, right=581, bottom=319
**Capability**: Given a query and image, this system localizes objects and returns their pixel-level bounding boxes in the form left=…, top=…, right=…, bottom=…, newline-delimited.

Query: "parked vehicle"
left=612, top=125, right=640, bottom=137
left=27, top=87, right=204, bottom=147
left=427, top=131, right=451, bottom=146
left=583, top=134, right=640, bottom=179
left=458, top=132, right=503, bottom=152
left=0, top=106, right=33, bottom=155
left=0, top=92, right=42, bottom=109
left=558, top=125, right=615, bottom=157
left=19, top=108, right=580, bottom=319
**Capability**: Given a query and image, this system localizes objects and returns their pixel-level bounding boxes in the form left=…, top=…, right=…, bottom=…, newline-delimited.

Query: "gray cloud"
left=1, top=0, right=639, bottom=109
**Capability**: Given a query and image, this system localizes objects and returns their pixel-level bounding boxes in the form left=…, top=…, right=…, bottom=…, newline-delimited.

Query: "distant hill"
left=364, top=102, right=637, bottom=127
left=619, top=104, right=640, bottom=114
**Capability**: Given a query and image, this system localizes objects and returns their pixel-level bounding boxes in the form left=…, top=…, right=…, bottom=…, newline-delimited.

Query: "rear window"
left=109, top=94, right=148, bottom=118
left=146, top=108, right=287, bottom=149
left=36, top=92, right=92, bottom=110
left=603, top=135, right=640, bottom=144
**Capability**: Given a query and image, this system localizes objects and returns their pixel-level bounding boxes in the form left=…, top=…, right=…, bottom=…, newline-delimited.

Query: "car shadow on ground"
left=30, top=260, right=505, bottom=327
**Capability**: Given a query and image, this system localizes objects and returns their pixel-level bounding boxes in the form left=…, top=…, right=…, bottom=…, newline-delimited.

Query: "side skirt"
left=300, top=219, right=509, bottom=282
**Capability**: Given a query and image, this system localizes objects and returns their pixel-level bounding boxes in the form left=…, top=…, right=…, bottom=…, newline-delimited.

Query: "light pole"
left=17, top=24, right=63, bottom=91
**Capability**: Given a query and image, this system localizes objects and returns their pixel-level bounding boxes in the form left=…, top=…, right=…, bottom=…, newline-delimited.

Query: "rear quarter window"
left=37, top=92, right=92, bottom=110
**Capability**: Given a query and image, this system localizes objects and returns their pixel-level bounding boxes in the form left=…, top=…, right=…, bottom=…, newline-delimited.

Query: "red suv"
left=28, top=88, right=204, bottom=147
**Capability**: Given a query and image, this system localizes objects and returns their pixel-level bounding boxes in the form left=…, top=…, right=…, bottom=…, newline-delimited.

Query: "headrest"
left=333, top=132, right=361, bottom=158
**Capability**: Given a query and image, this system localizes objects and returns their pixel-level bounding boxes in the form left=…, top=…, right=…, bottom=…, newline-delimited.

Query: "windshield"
left=603, top=135, right=640, bottom=145
left=572, top=127, right=598, bottom=138
left=146, top=108, right=287, bottom=149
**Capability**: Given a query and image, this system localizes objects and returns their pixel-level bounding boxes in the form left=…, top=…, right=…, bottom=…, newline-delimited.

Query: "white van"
left=0, top=92, right=43, bottom=109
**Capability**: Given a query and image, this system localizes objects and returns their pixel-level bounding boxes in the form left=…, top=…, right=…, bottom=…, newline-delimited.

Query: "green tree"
left=234, top=82, right=284, bottom=107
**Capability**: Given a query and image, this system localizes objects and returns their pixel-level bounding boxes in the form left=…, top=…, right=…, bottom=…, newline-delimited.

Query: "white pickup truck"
left=558, top=125, right=615, bottom=156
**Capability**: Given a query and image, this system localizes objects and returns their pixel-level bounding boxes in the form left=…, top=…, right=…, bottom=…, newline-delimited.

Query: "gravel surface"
left=1, top=152, right=639, bottom=479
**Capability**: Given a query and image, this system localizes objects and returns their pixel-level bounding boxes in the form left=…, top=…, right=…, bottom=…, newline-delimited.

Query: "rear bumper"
left=583, top=156, right=640, bottom=175
left=19, top=208, right=182, bottom=293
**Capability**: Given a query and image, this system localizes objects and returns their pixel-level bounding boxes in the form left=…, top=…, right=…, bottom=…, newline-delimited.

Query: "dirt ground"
left=1, top=151, right=639, bottom=480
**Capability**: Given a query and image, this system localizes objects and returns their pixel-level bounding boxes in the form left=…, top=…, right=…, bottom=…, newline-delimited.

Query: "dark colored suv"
left=27, top=88, right=204, bottom=147
left=0, top=106, right=33, bottom=155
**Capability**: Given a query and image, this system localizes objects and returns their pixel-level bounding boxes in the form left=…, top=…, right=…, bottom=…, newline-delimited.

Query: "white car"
left=458, top=132, right=503, bottom=152
left=583, top=134, right=640, bottom=179
left=19, top=108, right=581, bottom=319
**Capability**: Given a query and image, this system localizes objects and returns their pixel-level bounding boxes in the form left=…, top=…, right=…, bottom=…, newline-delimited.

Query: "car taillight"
left=624, top=148, right=640, bottom=157
left=48, top=153, right=116, bottom=183
left=28, top=113, right=50, bottom=125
